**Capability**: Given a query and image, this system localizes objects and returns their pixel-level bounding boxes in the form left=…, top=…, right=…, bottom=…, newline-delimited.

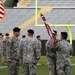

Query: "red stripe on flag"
left=0, top=11, right=4, bottom=15
left=0, top=6, right=4, bottom=11
left=0, top=16, right=2, bottom=19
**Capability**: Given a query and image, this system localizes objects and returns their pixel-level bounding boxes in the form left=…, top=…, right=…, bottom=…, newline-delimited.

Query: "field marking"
left=35, top=0, right=75, bottom=26
left=0, top=66, right=7, bottom=69
left=0, top=64, right=75, bottom=69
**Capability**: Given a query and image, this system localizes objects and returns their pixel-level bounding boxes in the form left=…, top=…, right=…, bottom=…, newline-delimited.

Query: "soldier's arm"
left=35, top=41, right=41, bottom=61
left=45, top=40, right=50, bottom=50
left=7, top=38, right=12, bottom=59
left=69, top=45, right=73, bottom=55
left=3, top=39, right=6, bottom=56
left=19, top=41, right=23, bottom=59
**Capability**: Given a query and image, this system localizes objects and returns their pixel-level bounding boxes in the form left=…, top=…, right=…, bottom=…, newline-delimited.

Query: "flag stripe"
left=0, top=0, right=5, bottom=22
left=0, top=4, right=4, bottom=9
left=0, top=16, right=2, bottom=19
left=0, top=6, right=4, bottom=11
left=0, top=11, right=4, bottom=15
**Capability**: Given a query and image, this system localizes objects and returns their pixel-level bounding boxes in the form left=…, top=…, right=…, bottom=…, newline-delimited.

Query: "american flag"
left=0, top=0, right=5, bottom=22
left=41, top=13, right=57, bottom=46
left=40, top=14, right=52, bottom=38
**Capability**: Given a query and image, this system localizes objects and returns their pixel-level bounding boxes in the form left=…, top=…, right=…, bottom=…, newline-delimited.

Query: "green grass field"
left=0, top=56, right=75, bottom=75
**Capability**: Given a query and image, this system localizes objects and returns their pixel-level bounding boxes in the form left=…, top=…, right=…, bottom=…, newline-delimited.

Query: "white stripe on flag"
left=0, top=14, right=3, bottom=17
left=0, top=4, right=4, bottom=9
left=0, top=9, right=4, bottom=13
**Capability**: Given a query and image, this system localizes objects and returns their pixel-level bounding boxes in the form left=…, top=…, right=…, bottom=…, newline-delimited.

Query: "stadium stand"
left=0, top=9, right=75, bottom=40
left=17, top=0, right=75, bottom=7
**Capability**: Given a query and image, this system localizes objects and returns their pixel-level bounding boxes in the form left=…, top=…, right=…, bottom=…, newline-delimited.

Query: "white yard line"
left=0, top=64, right=75, bottom=69
left=0, top=66, right=7, bottom=69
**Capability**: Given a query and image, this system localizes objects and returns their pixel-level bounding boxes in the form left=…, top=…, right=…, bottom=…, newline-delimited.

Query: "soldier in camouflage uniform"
left=21, top=35, right=26, bottom=42
left=3, top=33, right=10, bottom=63
left=0, top=33, right=3, bottom=64
left=20, top=35, right=26, bottom=64
left=56, top=32, right=73, bottom=75
left=45, top=30, right=58, bottom=75
left=20, top=29, right=41, bottom=75
left=36, top=35, right=42, bottom=50
left=7, top=27, right=21, bottom=75
left=36, top=35, right=42, bottom=65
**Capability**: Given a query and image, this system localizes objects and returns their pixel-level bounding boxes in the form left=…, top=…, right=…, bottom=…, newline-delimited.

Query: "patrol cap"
left=52, top=30, right=57, bottom=35
left=0, top=33, right=2, bottom=35
left=22, top=35, right=26, bottom=38
left=36, top=35, right=40, bottom=38
left=53, top=30, right=57, bottom=34
left=5, top=33, right=9, bottom=36
left=61, top=32, right=68, bottom=39
left=28, top=29, right=34, bottom=34
left=13, top=27, right=21, bottom=32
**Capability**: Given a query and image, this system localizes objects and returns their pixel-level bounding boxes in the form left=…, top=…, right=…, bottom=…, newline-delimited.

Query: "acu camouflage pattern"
left=46, top=40, right=56, bottom=59
left=7, top=36, right=20, bottom=75
left=20, top=37, right=41, bottom=75
left=46, top=40, right=57, bottom=75
left=56, top=40, right=73, bottom=75
left=3, top=38, right=10, bottom=62
left=0, top=38, right=3, bottom=62
left=7, top=36, right=20, bottom=60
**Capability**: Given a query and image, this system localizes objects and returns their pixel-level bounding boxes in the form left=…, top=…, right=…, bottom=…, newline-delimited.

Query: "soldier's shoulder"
left=66, top=41, right=71, bottom=46
left=46, top=40, right=51, bottom=44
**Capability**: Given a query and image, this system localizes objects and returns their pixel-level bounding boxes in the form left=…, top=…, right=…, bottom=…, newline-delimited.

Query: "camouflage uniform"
left=37, top=40, right=42, bottom=50
left=7, top=36, right=20, bottom=75
left=20, top=37, right=41, bottom=75
left=0, top=38, right=3, bottom=63
left=46, top=40, right=57, bottom=75
left=56, top=40, right=73, bottom=75
left=3, top=38, right=10, bottom=62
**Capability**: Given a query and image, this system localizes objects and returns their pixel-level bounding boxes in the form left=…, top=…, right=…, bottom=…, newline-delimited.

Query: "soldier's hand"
left=50, top=38, right=54, bottom=43
left=47, top=45, right=50, bottom=47
left=7, top=58, right=11, bottom=62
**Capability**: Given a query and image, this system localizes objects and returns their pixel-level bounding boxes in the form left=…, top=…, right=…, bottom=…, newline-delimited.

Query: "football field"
left=0, top=56, right=75, bottom=75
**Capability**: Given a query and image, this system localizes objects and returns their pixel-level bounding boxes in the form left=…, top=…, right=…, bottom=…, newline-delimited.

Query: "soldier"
left=3, top=33, right=10, bottom=63
left=45, top=30, right=58, bottom=75
left=0, top=33, right=3, bottom=65
left=2, top=35, right=4, bottom=39
left=21, top=35, right=26, bottom=42
left=56, top=32, right=73, bottom=75
left=36, top=35, right=42, bottom=50
left=7, top=27, right=21, bottom=75
left=20, top=29, right=41, bottom=75
left=20, top=35, right=26, bottom=64
left=36, top=35, right=42, bottom=65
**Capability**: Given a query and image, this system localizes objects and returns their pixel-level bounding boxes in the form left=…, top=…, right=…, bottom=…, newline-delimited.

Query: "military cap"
left=28, top=29, right=34, bottom=34
left=13, top=27, right=21, bottom=32
left=22, top=35, right=26, bottom=38
left=0, top=33, right=2, bottom=35
left=5, top=33, right=9, bottom=36
left=52, top=30, right=57, bottom=34
left=53, top=30, right=57, bottom=34
left=36, top=35, right=40, bottom=38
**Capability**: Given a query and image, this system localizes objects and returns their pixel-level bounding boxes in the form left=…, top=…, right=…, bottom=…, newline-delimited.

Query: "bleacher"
left=0, top=9, right=75, bottom=40
left=17, top=0, right=75, bottom=7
